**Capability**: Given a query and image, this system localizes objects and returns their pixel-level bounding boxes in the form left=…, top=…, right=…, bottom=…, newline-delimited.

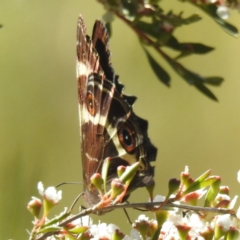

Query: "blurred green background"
left=1, top=0, right=240, bottom=239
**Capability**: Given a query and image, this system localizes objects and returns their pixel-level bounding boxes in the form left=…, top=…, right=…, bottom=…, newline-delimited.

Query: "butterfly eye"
left=86, top=92, right=96, bottom=116
left=118, top=124, right=135, bottom=152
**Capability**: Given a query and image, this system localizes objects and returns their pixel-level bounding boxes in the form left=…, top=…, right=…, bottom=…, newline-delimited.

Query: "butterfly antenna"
left=55, top=182, right=83, bottom=188
left=123, top=208, right=132, bottom=225
left=123, top=200, right=150, bottom=225
left=125, top=200, right=149, bottom=212
left=69, top=192, right=85, bottom=212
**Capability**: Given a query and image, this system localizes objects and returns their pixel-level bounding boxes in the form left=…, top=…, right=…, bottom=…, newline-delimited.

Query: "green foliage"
left=97, top=0, right=239, bottom=100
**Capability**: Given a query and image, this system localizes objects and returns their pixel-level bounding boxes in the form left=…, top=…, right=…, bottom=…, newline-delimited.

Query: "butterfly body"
left=77, top=16, right=157, bottom=207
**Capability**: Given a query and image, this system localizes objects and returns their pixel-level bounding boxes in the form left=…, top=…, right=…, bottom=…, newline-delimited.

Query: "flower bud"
left=27, top=197, right=42, bottom=218
left=91, top=173, right=104, bottom=196
left=117, top=165, right=126, bottom=178
left=226, top=226, right=239, bottom=240
left=184, top=192, right=200, bottom=206
left=214, top=214, right=231, bottom=239
left=155, top=209, right=169, bottom=229
left=219, top=186, right=229, bottom=195
left=111, top=229, right=125, bottom=240
left=110, top=179, right=125, bottom=201
left=168, top=178, right=180, bottom=196
left=102, top=158, right=111, bottom=192
left=133, top=215, right=157, bottom=239
left=119, top=162, right=139, bottom=185
left=176, top=224, right=191, bottom=239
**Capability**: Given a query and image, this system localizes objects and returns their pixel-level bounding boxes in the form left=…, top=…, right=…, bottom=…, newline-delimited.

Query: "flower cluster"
left=89, top=161, right=141, bottom=208
left=27, top=167, right=240, bottom=240
left=27, top=182, right=62, bottom=221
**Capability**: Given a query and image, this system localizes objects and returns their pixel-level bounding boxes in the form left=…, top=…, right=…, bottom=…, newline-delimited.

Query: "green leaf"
left=119, top=162, right=139, bottom=184
left=183, top=170, right=211, bottom=194
left=160, top=51, right=219, bottom=101
left=189, top=43, right=214, bottom=54
left=194, top=3, right=238, bottom=37
left=193, top=169, right=212, bottom=183
left=143, top=48, right=170, bottom=86
left=175, top=43, right=214, bottom=59
left=181, top=14, right=202, bottom=24
left=43, top=209, right=70, bottom=227
left=204, top=77, right=224, bottom=86
left=194, top=81, right=218, bottom=101
left=165, top=35, right=180, bottom=50
left=135, top=20, right=170, bottom=43
left=204, top=176, right=221, bottom=207
left=165, top=35, right=214, bottom=58
left=102, top=158, right=111, bottom=193
left=38, top=226, right=62, bottom=234
left=165, top=13, right=202, bottom=27
left=68, top=226, right=88, bottom=234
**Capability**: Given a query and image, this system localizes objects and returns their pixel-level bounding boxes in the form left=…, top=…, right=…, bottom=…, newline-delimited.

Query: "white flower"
left=107, top=223, right=120, bottom=236
left=38, top=182, right=62, bottom=204
left=188, top=213, right=207, bottom=238
left=71, top=215, right=93, bottom=227
left=45, top=187, right=62, bottom=204
left=135, top=214, right=149, bottom=222
left=236, top=207, right=240, bottom=219
left=216, top=193, right=231, bottom=202
left=237, top=170, right=240, bottom=183
left=149, top=195, right=166, bottom=209
left=216, top=6, right=230, bottom=20
left=128, top=229, right=142, bottom=240
left=188, top=213, right=204, bottom=228
left=90, top=222, right=107, bottom=239
left=168, top=212, right=185, bottom=226
left=82, top=215, right=93, bottom=226
left=151, top=195, right=166, bottom=202
left=215, top=214, right=231, bottom=232
left=38, top=182, right=44, bottom=196
left=160, top=221, right=178, bottom=239
left=223, top=194, right=238, bottom=210
left=184, top=166, right=189, bottom=174
left=89, top=222, right=120, bottom=239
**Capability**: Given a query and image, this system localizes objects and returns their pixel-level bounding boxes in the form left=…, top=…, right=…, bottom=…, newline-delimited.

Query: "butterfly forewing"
left=76, top=16, right=157, bottom=207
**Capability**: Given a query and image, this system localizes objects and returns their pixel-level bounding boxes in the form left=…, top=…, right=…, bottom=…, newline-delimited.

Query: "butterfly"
left=76, top=16, right=157, bottom=207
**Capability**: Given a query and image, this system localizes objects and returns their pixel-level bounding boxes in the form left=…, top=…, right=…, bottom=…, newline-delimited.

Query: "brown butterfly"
left=76, top=16, right=157, bottom=207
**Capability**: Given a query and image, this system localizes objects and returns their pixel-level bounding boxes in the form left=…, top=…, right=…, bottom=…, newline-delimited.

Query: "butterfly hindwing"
left=77, top=16, right=157, bottom=207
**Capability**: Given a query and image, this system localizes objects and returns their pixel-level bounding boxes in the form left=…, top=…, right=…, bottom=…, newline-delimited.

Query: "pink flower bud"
left=27, top=197, right=42, bottom=218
